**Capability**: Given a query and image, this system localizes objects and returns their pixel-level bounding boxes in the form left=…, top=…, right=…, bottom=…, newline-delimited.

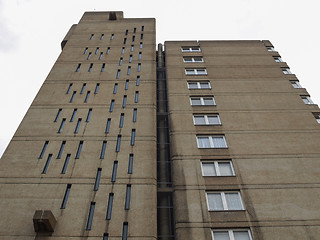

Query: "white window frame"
left=206, top=191, right=244, bottom=211
left=190, top=97, right=216, bottom=106
left=187, top=81, right=211, bottom=89
left=267, top=47, right=275, bottom=52
left=181, top=46, right=201, bottom=52
left=211, top=229, right=252, bottom=240
left=183, top=56, right=204, bottom=63
left=185, top=68, right=207, bottom=75
left=301, top=96, right=314, bottom=105
left=282, top=68, right=292, bottom=74
left=196, top=135, right=227, bottom=148
left=273, top=57, right=283, bottom=62
left=193, top=114, right=221, bottom=125
left=290, top=80, right=302, bottom=88
left=201, top=160, right=235, bottom=176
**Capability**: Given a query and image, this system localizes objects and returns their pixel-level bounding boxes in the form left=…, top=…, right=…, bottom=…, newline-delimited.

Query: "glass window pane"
left=213, top=231, right=230, bottom=240
left=191, top=98, right=201, bottom=105
left=186, top=69, right=195, bottom=75
left=194, top=116, right=206, bottom=125
left=207, top=116, right=220, bottom=124
left=200, top=82, right=210, bottom=89
left=184, top=57, right=192, bottom=62
left=218, top=162, right=233, bottom=176
left=233, top=231, right=250, bottom=240
left=197, top=137, right=211, bottom=148
left=212, top=137, right=226, bottom=148
left=202, top=163, right=216, bottom=176
left=188, top=83, right=198, bottom=89
left=203, top=98, right=215, bottom=105
left=207, top=193, right=223, bottom=210
left=225, top=193, right=242, bottom=210
left=194, top=57, right=203, bottom=62
left=197, top=69, right=206, bottom=74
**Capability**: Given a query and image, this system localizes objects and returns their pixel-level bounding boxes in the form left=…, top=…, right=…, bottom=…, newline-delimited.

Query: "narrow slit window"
left=138, top=52, right=142, bottom=60
left=80, top=83, right=86, bottom=94
left=109, top=100, right=115, bottom=112
left=107, top=47, right=110, bottom=55
left=105, top=118, right=111, bottom=134
left=132, top=35, right=135, bottom=42
left=119, top=113, right=124, bottom=128
left=86, top=202, right=95, bottom=230
left=119, top=57, right=123, bottom=66
left=84, top=91, right=90, bottom=103
left=42, top=154, right=52, bottom=174
left=125, top=29, right=128, bottom=35
left=113, top=83, right=118, bottom=94
left=122, top=222, right=129, bottom=240
left=94, top=168, right=102, bottom=191
left=76, top=64, right=81, bottom=72
left=60, top=184, right=72, bottom=209
left=54, top=109, right=62, bottom=122
left=139, top=42, right=143, bottom=49
left=70, top=91, right=76, bottom=103
left=121, top=47, right=125, bottom=54
left=83, top=47, right=88, bottom=54
left=131, top=45, right=134, bottom=51
left=111, top=161, right=118, bottom=182
left=110, top=34, right=114, bottom=40
left=94, top=83, right=100, bottom=94
left=106, top=193, right=114, bottom=220
left=125, top=185, right=131, bottom=210
left=128, top=154, right=133, bottom=174
left=103, top=233, right=109, bottom=240
left=87, top=52, right=92, bottom=60
left=131, top=129, right=136, bottom=146
left=58, top=118, right=66, bottom=133
left=116, top=135, right=121, bottom=152
left=57, top=141, right=66, bottom=159
left=101, top=63, right=105, bottom=72
left=75, top=141, right=83, bottom=159
left=127, top=66, right=131, bottom=75
left=70, top=108, right=77, bottom=122
left=136, top=76, right=140, bottom=86
left=61, top=154, right=71, bottom=174
left=99, top=52, right=103, bottom=60
left=123, top=38, right=127, bottom=44
left=86, top=108, right=92, bottom=122
left=135, top=91, right=139, bottom=103
left=66, top=83, right=73, bottom=94
left=129, top=55, right=132, bottom=63
left=39, top=141, right=49, bottom=159
left=137, top=63, right=141, bottom=72
left=122, top=95, right=127, bottom=108
left=100, top=141, right=107, bottom=159
left=74, top=118, right=82, bottom=134
left=125, top=80, right=129, bottom=90
left=141, top=26, right=144, bottom=31
left=116, top=69, right=121, bottom=79
left=133, top=27, right=136, bottom=33
left=133, top=108, right=137, bottom=122
left=88, top=63, right=93, bottom=72
left=140, top=33, right=143, bottom=40
left=90, top=34, right=94, bottom=40
left=100, top=34, right=104, bottom=40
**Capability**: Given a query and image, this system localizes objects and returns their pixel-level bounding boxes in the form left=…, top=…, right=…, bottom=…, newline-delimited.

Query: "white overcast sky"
left=0, top=0, right=319, bottom=157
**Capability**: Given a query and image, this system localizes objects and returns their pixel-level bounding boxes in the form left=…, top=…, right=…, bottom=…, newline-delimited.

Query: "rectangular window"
left=39, top=141, right=49, bottom=159
left=109, top=100, right=115, bottom=112
left=206, top=191, right=244, bottom=211
left=61, top=154, right=71, bottom=174
left=125, top=80, right=129, bottom=90
left=76, top=64, right=81, bottom=72
left=121, top=47, right=125, bottom=54
left=60, top=184, right=71, bottom=209
left=185, top=68, right=207, bottom=75
left=42, top=154, right=52, bottom=174
left=106, top=193, right=114, bottom=220
left=105, top=118, right=111, bottom=134
left=267, top=46, right=275, bottom=51
left=100, top=141, right=107, bottom=159
left=88, top=63, right=93, bottom=72
left=70, top=91, right=76, bottom=103
left=132, top=35, right=135, bottom=42
left=80, top=83, right=86, bottom=94
left=101, top=63, right=105, bottom=72
left=116, top=135, right=121, bottom=152
left=183, top=56, right=204, bottom=63
left=86, top=202, right=95, bottom=230
left=94, top=168, right=102, bottom=191
left=133, top=27, right=136, bottom=33
left=128, top=154, right=133, bottom=174
left=190, top=97, right=216, bottom=106
left=212, top=229, right=252, bottom=240
left=70, top=108, right=77, bottom=122
left=290, top=80, right=302, bottom=88
left=136, top=76, right=140, bottom=86
left=113, top=83, right=118, bottom=94
left=127, top=66, right=131, bottom=75
left=132, top=108, right=137, bottom=122
left=282, top=68, right=292, bottom=74
left=86, top=108, right=92, bottom=122
left=122, top=95, right=127, bottom=108
left=138, top=52, right=142, bottom=60
left=116, top=69, right=120, bottom=79
left=84, top=91, right=90, bottom=103
left=140, top=33, right=143, bottom=40
left=119, top=57, right=123, bottom=66
left=313, top=112, right=320, bottom=123
left=111, top=161, right=118, bottom=182
left=107, top=47, right=110, bottom=54
left=110, top=34, right=114, bottom=40
left=66, top=83, right=73, bottom=94
left=134, top=91, right=139, bottom=103
left=201, top=160, right=235, bottom=176
left=197, top=135, right=227, bottom=148
left=103, top=233, right=109, bottom=240
left=119, top=113, right=124, bottom=128
left=87, top=52, right=92, bottom=60
left=123, top=37, right=127, bottom=44
left=131, top=45, right=134, bottom=51
left=129, top=55, right=132, bottom=63
left=137, top=63, right=141, bottom=72
left=273, top=57, right=283, bottom=62
left=181, top=46, right=201, bottom=52
left=122, top=222, right=129, bottom=240
left=54, top=108, right=62, bottom=122
left=99, top=52, right=103, bottom=60
left=141, top=26, right=144, bottom=31
left=58, top=118, right=66, bottom=133
left=188, top=81, right=211, bottom=89
left=125, top=185, right=131, bottom=210
left=125, top=29, right=128, bottom=35
left=84, top=47, right=88, bottom=54
left=301, top=96, right=314, bottom=104
left=57, top=141, right=66, bottom=159
left=131, top=129, right=136, bottom=146
left=90, top=34, right=94, bottom=40
left=75, top=141, right=83, bottom=159
left=193, top=114, right=221, bottom=125
left=94, top=83, right=100, bottom=94
left=74, top=118, right=82, bottom=134
left=139, top=42, right=143, bottom=49
left=100, top=34, right=104, bottom=40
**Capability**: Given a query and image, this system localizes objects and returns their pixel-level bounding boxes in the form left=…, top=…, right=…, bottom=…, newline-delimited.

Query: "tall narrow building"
left=1, top=11, right=320, bottom=240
